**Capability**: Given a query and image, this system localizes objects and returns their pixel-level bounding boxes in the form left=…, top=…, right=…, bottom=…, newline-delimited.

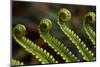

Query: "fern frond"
left=13, top=24, right=57, bottom=64
left=11, top=59, right=24, bottom=66
left=82, top=12, right=96, bottom=47
left=39, top=18, right=79, bottom=62
left=57, top=8, right=94, bottom=61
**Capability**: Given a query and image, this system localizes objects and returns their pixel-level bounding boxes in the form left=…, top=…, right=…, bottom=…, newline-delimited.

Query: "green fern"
left=39, top=18, right=80, bottom=62
left=12, top=8, right=96, bottom=65
left=82, top=12, right=96, bottom=47
left=57, top=8, right=94, bottom=61
left=13, top=24, right=57, bottom=64
left=11, top=59, right=24, bottom=66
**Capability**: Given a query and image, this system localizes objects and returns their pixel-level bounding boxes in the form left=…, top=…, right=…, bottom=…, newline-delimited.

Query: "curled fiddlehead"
left=13, top=24, right=57, bottom=64
left=11, top=59, right=24, bottom=66
left=82, top=12, right=96, bottom=47
left=39, top=18, right=79, bottom=62
left=39, top=18, right=52, bottom=33
left=57, top=8, right=94, bottom=61
left=58, top=8, right=71, bottom=23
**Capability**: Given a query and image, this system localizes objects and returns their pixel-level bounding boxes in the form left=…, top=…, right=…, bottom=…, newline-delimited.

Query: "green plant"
left=12, top=24, right=57, bottom=65
left=11, top=59, right=24, bottom=66
left=82, top=12, right=96, bottom=47
left=12, top=8, right=96, bottom=66
left=39, top=18, right=79, bottom=62
left=57, top=8, right=95, bottom=61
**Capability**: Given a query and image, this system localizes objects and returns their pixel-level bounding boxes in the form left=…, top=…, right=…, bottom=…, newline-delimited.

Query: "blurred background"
left=12, top=1, right=96, bottom=66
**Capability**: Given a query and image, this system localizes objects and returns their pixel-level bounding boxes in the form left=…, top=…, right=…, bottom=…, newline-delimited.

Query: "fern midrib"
left=58, top=22, right=94, bottom=61
left=40, top=32, right=79, bottom=62
left=83, top=21, right=96, bottom=46
left=40, top=33, right=70, bottom=62
left=13, top=34, right=56, bottom=64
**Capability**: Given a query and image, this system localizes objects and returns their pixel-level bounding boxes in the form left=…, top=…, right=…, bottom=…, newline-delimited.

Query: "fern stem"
left=39, top=18, right=79, bottom=62
left=11, top=59, right=24, bottom=66
left=83, top=12, right=96, bottom=47
left=13, top=24, right=57, bottom=64
left=57, top=8, right=94, bottom=61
